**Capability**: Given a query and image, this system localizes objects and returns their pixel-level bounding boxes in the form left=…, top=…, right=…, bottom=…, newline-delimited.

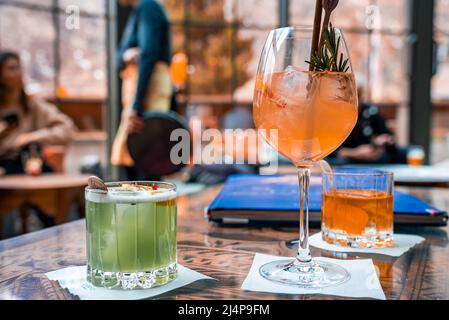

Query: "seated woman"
left=327, top=88, right=407, bottom=165
left=0, top=50, right=77, bottom=175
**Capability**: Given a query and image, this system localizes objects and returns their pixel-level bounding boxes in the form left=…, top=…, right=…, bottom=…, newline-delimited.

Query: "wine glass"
left=253, top=26, right=358, bottom=288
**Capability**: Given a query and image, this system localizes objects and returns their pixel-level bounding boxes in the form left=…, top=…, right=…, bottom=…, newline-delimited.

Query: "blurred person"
left=186, top=104, right=219, bottom=131
left=111, top=0, right=173, bottom=180
left=0, top=51, right=77, bottom=175
left=222, top=106, right=253, bottom=130
left=187, top=105, right=258, bottom=185
left=327, top=87, right=407, bottom=165
left=0, top=50, right=77, bottom=230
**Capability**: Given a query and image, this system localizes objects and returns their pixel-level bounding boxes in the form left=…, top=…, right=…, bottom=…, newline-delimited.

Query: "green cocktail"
left=85, top=182, right=177, bottom=290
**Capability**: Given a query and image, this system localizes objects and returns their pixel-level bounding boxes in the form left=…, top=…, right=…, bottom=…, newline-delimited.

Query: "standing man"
left=111, top=0, right=173, bottom=176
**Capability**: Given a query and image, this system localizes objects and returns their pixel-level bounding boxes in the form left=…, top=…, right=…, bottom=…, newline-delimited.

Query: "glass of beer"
left=85, top=181, right=177, bottom=290
left=322, top=169, right=394, bottom=248
left=407, top=145, right=425, bottom=166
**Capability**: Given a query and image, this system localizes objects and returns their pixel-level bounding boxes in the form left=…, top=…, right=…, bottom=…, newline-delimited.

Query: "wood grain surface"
left=1, top=185, right=449, bottom=300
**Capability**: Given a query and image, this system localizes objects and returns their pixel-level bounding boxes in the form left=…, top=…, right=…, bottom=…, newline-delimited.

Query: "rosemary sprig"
left=306, top=25, right=350, bottom=73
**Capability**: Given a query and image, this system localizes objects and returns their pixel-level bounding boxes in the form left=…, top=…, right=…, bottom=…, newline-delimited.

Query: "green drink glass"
left=85, top=181, right=177, bottom=290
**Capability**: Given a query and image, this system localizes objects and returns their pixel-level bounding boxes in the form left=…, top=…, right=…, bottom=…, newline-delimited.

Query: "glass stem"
left=297, top=167, right=312, bottom=263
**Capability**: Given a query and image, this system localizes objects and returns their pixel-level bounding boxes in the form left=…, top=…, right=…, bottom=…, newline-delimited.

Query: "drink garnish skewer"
left=309, top=0, right=323, bottom=71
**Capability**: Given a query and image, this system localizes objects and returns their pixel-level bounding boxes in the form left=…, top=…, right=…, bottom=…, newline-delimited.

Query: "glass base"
left=259, top=259, right=350, bottom=289
left=87, top=263, right=177, bottom=290
left=322, top=228, right=394, bottom=248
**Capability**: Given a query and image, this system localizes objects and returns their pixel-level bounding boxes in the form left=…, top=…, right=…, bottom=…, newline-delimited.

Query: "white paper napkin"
left=46, top=265, right=215, bottom=300
left=242, top=253, right=386, bottom=300
left=309, top=232, right=425, bottom=257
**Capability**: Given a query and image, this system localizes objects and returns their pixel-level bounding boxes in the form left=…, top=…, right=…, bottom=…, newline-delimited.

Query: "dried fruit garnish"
left=121, top=183, right=153, bottom=192
left=88, top=176, right=108, bottom=192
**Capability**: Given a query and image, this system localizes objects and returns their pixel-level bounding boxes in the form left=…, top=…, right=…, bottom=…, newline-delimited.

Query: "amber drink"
left=322, top=169, right=394, bottom=248
left=407, top=145, right=425, bottom=166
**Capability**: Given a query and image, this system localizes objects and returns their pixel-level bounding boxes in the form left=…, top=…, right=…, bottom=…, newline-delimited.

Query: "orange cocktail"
left=254, top=68, right=358, bottom=166
left=253, top=26, right=358, bottom=288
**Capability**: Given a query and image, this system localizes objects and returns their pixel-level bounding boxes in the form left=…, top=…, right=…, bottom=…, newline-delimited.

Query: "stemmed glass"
left=253, top=26, right=358, bottom=288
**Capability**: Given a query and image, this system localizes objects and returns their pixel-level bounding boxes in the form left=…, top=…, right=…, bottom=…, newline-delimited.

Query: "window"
left=291, top=0, right=410, bottom=105
left=432, top=0, right=449, bottom=164
left=160, top=0, right=279, bottom=104
left=0, top=0, right=107, bottom=99
left=434, top=0, right=449, bottom=101
left=160, top=0, right=410, bottom=107
left=59, top=0, right=105, bottom=15
left=0, top=4, right=55, bottom=96
left=58, top=15, right=107, bottom=98
left=188, top=27, right=233, bottom=96
left=12, top=0, right=53, bottom=7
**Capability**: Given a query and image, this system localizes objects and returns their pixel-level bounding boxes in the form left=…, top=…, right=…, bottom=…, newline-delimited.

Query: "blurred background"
left=0, top=0, right=448, bottom=237
left=0, top=0, right=448, bottom=176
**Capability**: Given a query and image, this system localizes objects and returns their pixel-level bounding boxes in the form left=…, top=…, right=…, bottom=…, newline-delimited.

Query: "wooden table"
left=0, top=184, right=449, bottom=300
left=0, top=174, right=89, bottom=237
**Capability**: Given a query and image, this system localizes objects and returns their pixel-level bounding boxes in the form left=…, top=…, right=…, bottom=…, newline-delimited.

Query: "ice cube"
left=319, top=72, right=356, bottom=104
left=279, top=66, right=309, bottom=97
left=269, top=66, right=310, bottom=108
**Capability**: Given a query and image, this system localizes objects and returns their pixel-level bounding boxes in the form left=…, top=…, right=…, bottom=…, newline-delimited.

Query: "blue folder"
left=207, top=174, right=448, bottom=226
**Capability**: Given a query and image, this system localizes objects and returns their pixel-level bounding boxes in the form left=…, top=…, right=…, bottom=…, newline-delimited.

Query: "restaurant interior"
left=1, top=0, right=449, bottom=301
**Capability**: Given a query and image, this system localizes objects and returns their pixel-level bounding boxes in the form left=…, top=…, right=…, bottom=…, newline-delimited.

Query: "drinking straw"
left=309, top=0, right=323, bottom=71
